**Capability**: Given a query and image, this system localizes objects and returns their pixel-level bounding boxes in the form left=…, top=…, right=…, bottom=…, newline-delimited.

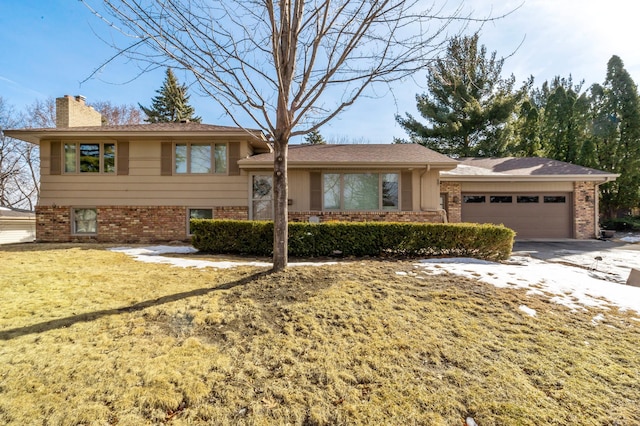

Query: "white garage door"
left=461, top=193, right=573, bottom=239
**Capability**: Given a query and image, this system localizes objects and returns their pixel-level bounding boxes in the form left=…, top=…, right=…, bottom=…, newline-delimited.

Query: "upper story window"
left=65, top=143, right=115, bottom=173
left=323, top=173, right=399, bottom=211
left=175, top=143, right=228, bottom=174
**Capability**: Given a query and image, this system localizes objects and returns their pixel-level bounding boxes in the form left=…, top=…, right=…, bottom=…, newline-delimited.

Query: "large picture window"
left=64, top=143, right=115, bottom=173
left=323, top=173, right=399, bottom=211
left=175, top=143, right=227, bottom=174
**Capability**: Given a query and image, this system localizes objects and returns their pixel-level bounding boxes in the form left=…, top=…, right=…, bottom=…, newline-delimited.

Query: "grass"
left=1, top=244, right=639, bottom=425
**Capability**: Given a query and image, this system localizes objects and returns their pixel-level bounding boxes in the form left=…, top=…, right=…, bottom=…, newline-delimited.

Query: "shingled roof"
left=441, top=157, right=619, bottom=181
left=239, top=143, right=458, bottom=169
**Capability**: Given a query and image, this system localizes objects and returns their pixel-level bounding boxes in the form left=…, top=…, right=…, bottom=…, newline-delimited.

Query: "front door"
left=252, top=174, right=273, bottom=220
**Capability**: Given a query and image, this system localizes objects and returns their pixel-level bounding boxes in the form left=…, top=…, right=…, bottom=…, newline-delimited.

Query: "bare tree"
left=83, top=0, right=501, bottom=270
left=90, top=100, right=144, bottom=125
left=0, top=97, right=40, bottom=210
left=24, top=97, right=143, bottom=127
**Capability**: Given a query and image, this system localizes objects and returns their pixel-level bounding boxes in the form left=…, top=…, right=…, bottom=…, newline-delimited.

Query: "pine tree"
left=303, top=129, right=326, bottom=144
left=140, top=68, right=201, bottom=123
left=395, top=33, right=527, bottom=157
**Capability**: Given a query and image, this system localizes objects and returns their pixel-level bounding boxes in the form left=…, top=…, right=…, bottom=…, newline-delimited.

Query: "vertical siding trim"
left=310, top=172, right=322, bottom=211
left=50, top=141, right=61, bottom=175
left=228, top=142, right=241, bottom=176
left=401, top=171, right=413, bottom=211
left=117, top=141, right=129, bottom=175
left=160, top=142, right=173, bottom=176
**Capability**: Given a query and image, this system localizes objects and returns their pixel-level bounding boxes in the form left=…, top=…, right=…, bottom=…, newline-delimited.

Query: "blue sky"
left=1, top=0, right=639, bottom=143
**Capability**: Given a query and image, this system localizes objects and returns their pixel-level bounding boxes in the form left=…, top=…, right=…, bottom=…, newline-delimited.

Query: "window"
left=72, top=208, right=97, bottom=234
left=64, top=143, right=115, bottom=173
left=252, top=175, right=273, bottom=220
left=175, top=143, right=227, bottom=174
left=188, top=208, right=213, bottom=234
left=490, top=195, right=513, bottom=203
left=463, top=195, right=486, bottom=203
left=322, top=173, right=399, bottom=211
left=544, top=196, right=566, bottom=203
left=517, top=195, right=539, bottom=203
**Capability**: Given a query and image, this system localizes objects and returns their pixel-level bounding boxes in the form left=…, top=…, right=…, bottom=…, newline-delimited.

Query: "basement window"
left=188, top=208, right=213, bottom=234
left=72, top=208, right=97, bottom=234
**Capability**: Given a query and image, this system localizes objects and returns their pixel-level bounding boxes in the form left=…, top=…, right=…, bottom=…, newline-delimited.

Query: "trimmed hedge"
left=191, top=219, right=515, bottom=261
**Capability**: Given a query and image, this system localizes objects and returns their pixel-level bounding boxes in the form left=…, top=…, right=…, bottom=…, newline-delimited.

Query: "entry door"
left=252, top=175, right=273, bottom=220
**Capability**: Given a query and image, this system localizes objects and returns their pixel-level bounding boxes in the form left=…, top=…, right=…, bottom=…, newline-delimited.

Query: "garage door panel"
left=461, top=193, right=572, bottom=239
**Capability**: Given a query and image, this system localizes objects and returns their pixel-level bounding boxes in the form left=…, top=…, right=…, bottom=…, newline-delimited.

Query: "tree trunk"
left=272, top=139, right=289, bottom=271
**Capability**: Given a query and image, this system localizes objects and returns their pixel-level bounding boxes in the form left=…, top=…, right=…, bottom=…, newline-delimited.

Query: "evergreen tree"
left=509, top=98, right=542, bottom=156
left=303, top=129, right=327, bottom=144
left=140, top=68, right=201, bottom=123
left=396, top=33, right=527, bottom=157
left=588, top=56, right=640, bottom=217
left=540, top=77, right=590, bottom=163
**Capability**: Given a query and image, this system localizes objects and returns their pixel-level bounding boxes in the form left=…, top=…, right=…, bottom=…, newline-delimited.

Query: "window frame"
left=322, top=172, right=400, bottom=211
left=63, top=142, right=116, bottom=174
left=71, top=207, right=98, bottom=235
left=174, top=142, right=228, bottom=175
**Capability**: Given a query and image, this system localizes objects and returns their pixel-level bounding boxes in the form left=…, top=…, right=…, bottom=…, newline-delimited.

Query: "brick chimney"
left=55, top=95, right=102, bottom=128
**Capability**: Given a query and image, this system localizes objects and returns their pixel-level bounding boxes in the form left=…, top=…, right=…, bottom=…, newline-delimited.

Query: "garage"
left=461, top=192, right=573, bottom=238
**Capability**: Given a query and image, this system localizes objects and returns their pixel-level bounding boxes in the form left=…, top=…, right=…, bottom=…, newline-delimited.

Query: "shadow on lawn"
left=0, top=270, right=271, bottom=341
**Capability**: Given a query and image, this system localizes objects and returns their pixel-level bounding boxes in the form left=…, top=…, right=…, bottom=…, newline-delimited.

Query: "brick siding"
left=36, top=206, right=190, bottom=243
left=573, top=181, right=598, bottom=239
left=439, top=182, right=462, bottom=223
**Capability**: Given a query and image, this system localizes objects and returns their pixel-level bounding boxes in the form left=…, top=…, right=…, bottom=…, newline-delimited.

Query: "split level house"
left=5, top=95, right=618, bottom=243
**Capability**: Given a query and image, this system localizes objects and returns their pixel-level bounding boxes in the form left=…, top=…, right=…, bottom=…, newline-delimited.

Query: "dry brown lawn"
left=0, top=244, right=639, bottom=425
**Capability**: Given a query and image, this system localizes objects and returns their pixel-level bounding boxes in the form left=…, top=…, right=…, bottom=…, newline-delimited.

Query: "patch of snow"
left=110, top=246, right=338, bottom=269
left=591, top=313, right=606, bottom=325
left=620, top=235, right=640, bottom=243
left=415, top=255, right=640, bottom=314
left=519, top=305, right=537, bottom=317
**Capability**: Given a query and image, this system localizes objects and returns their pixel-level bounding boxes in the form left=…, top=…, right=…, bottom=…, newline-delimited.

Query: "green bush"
left=601, top=216, right=640, bottom=231
left=191, top=219, right=515, bottom=261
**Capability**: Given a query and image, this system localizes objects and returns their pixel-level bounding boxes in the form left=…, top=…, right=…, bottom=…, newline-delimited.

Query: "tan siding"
left=419, top=169, right=441, bottom=210
left=460, top=181, right=574, bottom=192
left=288, top=170, right=310, bottom=210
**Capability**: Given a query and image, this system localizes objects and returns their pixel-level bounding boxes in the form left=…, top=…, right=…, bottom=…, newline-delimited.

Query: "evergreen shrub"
left=191, top=220, right=515, bottom=261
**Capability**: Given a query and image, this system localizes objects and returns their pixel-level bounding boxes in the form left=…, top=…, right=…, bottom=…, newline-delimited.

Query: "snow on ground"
left=109, top=246, right=337, bottom=269
left=111, top=243, right=640, bottom=316
left=416, top=252, right=640, bottom=315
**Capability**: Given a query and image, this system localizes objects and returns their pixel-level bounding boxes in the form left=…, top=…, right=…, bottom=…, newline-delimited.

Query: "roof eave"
left=440, top=174, right=620, bottom=182
left=239, top=161, right=458, bottom=170
left=4, top=128, right=268, bottom=145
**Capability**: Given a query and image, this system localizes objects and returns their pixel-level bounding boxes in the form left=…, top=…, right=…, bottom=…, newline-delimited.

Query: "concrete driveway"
left=512, top=234, right=640, bottom=284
